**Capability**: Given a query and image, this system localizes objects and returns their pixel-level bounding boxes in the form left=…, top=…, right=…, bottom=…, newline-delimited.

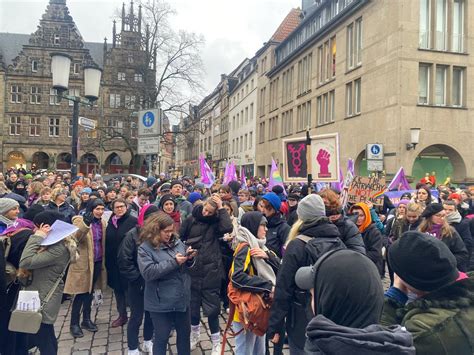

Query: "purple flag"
left=240, top=166, right=247, bottom=189
left=387, top=167, right=411, bottom=191
left=268, top=158, right=285, bottom=193
left=199, top=155, right=215, bottom=188
left=347, top=158, right=355, bottom=177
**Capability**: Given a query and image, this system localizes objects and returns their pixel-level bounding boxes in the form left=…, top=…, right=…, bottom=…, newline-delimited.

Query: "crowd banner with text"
left=347, top=176, right=387, bottom=206
left=282, top=133, right=340, bottom=183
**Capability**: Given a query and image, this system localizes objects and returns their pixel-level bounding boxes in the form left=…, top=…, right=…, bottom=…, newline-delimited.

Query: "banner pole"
left=306, top=127, right=312, bottom=194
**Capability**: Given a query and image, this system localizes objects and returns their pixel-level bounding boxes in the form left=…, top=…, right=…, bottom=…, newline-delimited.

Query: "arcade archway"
left=32, top=152, right=50, bottom=170
left=80, top=153, right=99, bottom=175
left=6, top=151, right=26, bottom=170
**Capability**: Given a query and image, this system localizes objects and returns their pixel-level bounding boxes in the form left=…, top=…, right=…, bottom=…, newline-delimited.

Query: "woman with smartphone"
left=138, top=213, right=196, bottom=355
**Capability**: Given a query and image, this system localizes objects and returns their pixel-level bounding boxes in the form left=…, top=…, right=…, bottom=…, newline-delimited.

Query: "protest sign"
left=283, top=138, right=308, bottom=182
left=347, top=176, right=387, bottom=206
left=310, top=133, right=340, bottom=183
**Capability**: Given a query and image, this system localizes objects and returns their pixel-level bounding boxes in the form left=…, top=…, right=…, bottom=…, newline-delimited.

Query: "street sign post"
left=78, top=116, right=96, bottom=131
left=138, top=109, right=161, bottom=136
left=138, top=137, right=160, bottom=155
left=366, top=144, right=384, bottom=160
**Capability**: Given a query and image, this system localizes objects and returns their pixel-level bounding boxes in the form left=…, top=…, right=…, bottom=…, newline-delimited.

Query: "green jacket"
left=381, top=273, right=474, bottom=355
left=19, top=235, right=70, bottom=324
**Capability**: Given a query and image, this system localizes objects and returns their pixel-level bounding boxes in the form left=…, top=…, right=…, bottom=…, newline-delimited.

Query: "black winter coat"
left=441, top=229, right=469, bottom=272
left=179, top=205, right=233, bottom=292
left=105, top=212, right=137, bottom=291
left=361, top=223, right=384, bottom=277
left=451, top=220, right=473, bottom=251
left=118, top=226, right=143, bottom=287
left=286, top=205, right=298, bottom=227
left=333, top=216, right=366, bottom=254
left=268, top=219, right=342, bottom=348
left=266, top=213, right=291, bottom=258
left=44, top=201, right=76, bottom=223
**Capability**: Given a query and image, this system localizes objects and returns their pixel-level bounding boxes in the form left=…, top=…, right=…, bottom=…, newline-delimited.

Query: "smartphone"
left=186, top=249, right=195, bottom=256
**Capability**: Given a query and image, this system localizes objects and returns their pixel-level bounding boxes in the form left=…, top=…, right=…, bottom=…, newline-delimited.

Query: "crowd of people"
left=0, top=168, right=473, bottom=355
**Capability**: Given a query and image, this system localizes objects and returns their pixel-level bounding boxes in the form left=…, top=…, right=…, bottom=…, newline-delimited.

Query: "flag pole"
left=306, top=126, right=312, bottom=194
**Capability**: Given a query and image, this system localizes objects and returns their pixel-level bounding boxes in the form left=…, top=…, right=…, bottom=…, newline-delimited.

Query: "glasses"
left=114, top=205, right=126, bottom=209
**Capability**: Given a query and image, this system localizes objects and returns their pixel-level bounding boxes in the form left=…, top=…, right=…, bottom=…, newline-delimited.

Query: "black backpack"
left=288, top=235, right=347, bottom=348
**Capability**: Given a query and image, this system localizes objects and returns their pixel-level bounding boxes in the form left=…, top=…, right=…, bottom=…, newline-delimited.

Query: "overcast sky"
left=0, top=0, right=301, bottom=95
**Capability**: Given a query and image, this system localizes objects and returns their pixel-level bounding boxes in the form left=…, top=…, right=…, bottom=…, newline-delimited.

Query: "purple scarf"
left=1, top=218, right=36, bottom=236
left=429, top=224, right=443, bottom=240
left=27, top=194, right=39, bottom=208
left=111, top=215, right=122, bottom=228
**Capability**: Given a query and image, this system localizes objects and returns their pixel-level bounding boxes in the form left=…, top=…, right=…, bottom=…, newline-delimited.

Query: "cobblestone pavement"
left=35, top=289, right=289, bottom=355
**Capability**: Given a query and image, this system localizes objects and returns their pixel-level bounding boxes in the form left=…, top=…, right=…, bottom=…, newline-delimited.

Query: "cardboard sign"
left=347, top=176, right=386, bottom=206
left=284, top=140, right=308, bottom=181
left=310, top=133, right=340, bottom=183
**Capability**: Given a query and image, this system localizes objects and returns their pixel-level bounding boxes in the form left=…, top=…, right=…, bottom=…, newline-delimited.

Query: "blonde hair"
left=419, top=217, right=453, bottom=238
left=406, top=202, right=424, bottom=215
left=28, top=181, right=43, bottom=195
left=285, top=219, right=304, bottom=247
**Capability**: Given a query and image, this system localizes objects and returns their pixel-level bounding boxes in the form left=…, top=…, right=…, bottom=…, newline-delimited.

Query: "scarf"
left=27, top=193, right=39, bottom=207
left=446, top=210, right=462, bottom=224
left=0, top=217, right=35, bottom=236
left=133, top=196, right=149, bottom=212
left=429, top=224, right=443, bottom=239
left=167, top=210, right=181, bottom=224
left=111, top=214, right=122, bottom=228
left=235, top=225, right=276, bottom=285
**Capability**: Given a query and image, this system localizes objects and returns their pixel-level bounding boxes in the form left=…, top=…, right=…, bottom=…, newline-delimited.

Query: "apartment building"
left=256, top=0, right=472, bottom=183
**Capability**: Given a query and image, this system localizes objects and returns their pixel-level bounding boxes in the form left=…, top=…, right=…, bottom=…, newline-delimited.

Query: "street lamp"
left=406, top=127, right=421, bottom=150
left=50, top=53, right=102, bottom=179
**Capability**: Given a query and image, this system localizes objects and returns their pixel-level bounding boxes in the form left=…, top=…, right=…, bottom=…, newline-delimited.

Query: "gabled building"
left=0, top=0, right=155, bottom=174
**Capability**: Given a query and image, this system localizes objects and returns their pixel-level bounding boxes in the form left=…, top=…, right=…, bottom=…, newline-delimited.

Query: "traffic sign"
left=367, top=160, right=384, bottom=172
left=138, top=109, right=161, bottom=136
left=138, top=137, right=160, bottom=154
left=366, top=144, right=384, bottom=160
left=78, top=117, right=96, bottom=130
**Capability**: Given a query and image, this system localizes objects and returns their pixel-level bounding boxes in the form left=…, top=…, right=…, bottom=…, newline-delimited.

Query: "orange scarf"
left=351, top=202, right=372, bottom=233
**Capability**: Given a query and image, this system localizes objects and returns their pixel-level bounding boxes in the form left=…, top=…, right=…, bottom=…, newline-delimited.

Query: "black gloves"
left=83, top=212, right=94, bottom=227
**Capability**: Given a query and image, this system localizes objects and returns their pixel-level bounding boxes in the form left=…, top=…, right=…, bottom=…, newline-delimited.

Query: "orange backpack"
left=221, top=243, right=272, bottom=353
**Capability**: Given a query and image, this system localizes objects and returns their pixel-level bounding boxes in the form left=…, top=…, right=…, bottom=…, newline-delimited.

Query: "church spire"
left=138, top=4, right=142, bottom=34
left=112, top=20, right=117, bottom=48
left=121, top=3, right=126, bottom=31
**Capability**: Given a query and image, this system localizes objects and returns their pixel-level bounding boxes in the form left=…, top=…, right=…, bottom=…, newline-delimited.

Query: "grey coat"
left=19, top=235, right=70, bottom=324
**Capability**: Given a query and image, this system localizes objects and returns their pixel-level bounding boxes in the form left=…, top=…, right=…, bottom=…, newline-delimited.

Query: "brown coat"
left=64, top=216, right=107, bottom=294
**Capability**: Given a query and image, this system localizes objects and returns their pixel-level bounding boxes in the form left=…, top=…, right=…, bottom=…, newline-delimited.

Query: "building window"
left=269, top=77, right=279, bottom=111
left=29, top=117, right=40, bottom=136
left=49, top=117, right=60, bottom=137
left=249, top=131, right=253, bottom=149
left=345, top=78, right=361, bottom=116
left=240, top=135, right=244, bottom=151
left=354, top=78, right=361, bottom=114
left=269, top=116, right=279, bottom=140
left=30, top=86, right=41, bottom=104
left=418, top=63, right=431, bottom=104
left=419, top=0, right=431, bottom=48
left=435, top=0, right=447, bottom=51
left=134, top=73, right=143, bottom=82
left=259, top=122, right=265, bottom=143
left=346, top=82, right=353, bottom=117
left=435, top=65, right=447, bottom=106
left=250, top=103, right=254, bottom=120
left=245, top=107, right=249, bottom=123
left=73, top=63, right=80, bottom=75
left=31, top=60, right=38, bottom=73
left=109, top=94, right=121, bottom=108
left=244, top=134, right=248, bottom=150
left=9, top=116, right=21, bottom=136
left=49, top=88, right=60, bottom=105
left=118, top=72, right=126, bottom=81
left=128, top=54, right=134, bottom=63
left=125, top=95, right=136, bottom=109
left=452, top=66, right=464, bottom=107
left=54, top=34, right=60, bottom=45
left=297, top=53, right=312, bottom=95
left=131, top=121, right=138, bottom=138
left=281, top=109, right=293, bottom=136
left=282, top=67, right=294, bottom=104
left=259, top=87, right=266, bottom=116
left=317, top=90, right=335, bottom=126
left=452, top=0, right=465, bottom=52
left=347, top=18, right=362, bottom=70
left=296, top=100, right=312, bottom=131
left=10, top=85, right=21, bottom=103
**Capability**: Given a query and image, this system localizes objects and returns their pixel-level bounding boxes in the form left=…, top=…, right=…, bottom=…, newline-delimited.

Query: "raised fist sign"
left=317, top=149, right=331, bottom=178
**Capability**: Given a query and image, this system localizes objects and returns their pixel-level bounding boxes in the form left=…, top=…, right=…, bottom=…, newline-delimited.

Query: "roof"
left=0, top=32, right=110, bottom=68
left=270, top=8, right=302, bottom=42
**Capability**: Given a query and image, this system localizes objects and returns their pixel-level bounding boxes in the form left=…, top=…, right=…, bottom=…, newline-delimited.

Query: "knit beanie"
left=33, top=211, right=63, bottom=227
left=0, top=198, right=19, bottom=216
left=158, top=194, right=176, bottom=210
left=146, top=176, right=157, bottom=188
left=262, top=192, right=281, bottom=212
left=170, top=180, right=183, bottom=189
left=388, top=231, right=458, bottom=292
left=188, top=192, right=203, bottom=205
left=297, top=194, right=326, bottom=222
left=80, top=187, right=92, bottom=195
left=421, top=203, right=443, bottom=218
left=138, top=204, right=159, bottom=227
left=23, top=204, right=45, bottom=222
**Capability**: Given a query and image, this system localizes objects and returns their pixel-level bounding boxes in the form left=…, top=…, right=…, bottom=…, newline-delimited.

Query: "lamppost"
left=50, top=53, right=102, bottom=179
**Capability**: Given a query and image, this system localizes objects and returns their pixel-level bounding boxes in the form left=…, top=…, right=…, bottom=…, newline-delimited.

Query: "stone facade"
left=256, top=0, right=474, bottom=184
left=0, top=0, right=156, bottom=175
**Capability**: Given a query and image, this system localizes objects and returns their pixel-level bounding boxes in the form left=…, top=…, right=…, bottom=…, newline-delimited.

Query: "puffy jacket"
left=138, top=237, right=192, bottom=313
left=44, top=201, right=76, bottom=223
left=381, top=273, right=474, bottom=355
left=118, top=226, right=143, bottom=285
left=332, top=216, right=366, bottom=254
left=268, top=219, right=342, bottom=348
left=286, top=205, right=298, bottom=227
left=361, top=223, right=384, bottom=277
left=265, top=213, right=290, bottom=257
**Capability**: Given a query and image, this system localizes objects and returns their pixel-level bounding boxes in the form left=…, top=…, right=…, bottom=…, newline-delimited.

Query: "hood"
left=299, top=217, right=341, bottom=240
left=241, top=211, right=265, bottom=237
left=350, top=203, right=372, bottom=232
left=305, top=315, right=415, bottom=355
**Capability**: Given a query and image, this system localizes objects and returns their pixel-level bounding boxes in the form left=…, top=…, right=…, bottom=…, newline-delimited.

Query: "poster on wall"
left=282, top=138, right=308, bottom=182
left=310, top=133, right=340, bottom=183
